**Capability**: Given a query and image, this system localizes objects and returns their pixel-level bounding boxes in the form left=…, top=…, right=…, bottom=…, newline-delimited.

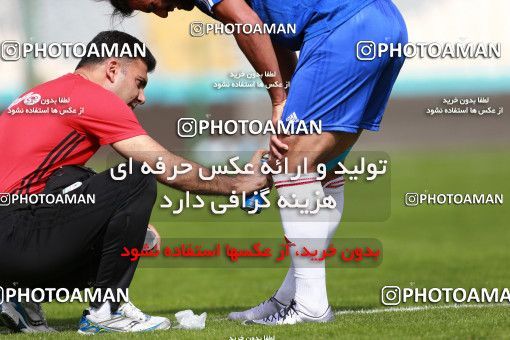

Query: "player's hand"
left=235, top=149, right=270, bottom=194
left=270, top=100, right=289, bottom=160
left=147, top=224, right=161, bottom=252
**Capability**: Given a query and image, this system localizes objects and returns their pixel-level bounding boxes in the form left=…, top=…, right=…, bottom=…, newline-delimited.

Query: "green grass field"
left=2, top=149, right=509, bottom=339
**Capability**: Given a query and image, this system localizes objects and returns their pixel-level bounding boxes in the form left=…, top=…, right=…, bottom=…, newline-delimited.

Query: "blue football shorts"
left=281, top=0, right=408, bottom=133
left=280, top=0, right=407, bottom=170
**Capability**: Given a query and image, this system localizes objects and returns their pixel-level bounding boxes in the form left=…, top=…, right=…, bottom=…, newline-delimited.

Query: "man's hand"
left=234, top=149, right=270, bottom=194
left=270, top=99, right=289, bottom=160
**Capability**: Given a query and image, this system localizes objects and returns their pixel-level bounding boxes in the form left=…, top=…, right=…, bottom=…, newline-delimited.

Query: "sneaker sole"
left=0, top=312, right=21, bottom=332
left=77, top=320, right=171, bottom=334
left=243, top=308, right=335, bottom=326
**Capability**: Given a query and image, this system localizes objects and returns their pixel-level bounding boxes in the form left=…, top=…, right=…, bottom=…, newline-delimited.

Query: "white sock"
left=273, top=263, right=295, bottom=305
left=88, top=301, right=112, bottom=322
left=323, top=176, right=345, bottom=242
left=273, top=176, right=345, bottom=310
left=273, top=173, right=330, bottom=316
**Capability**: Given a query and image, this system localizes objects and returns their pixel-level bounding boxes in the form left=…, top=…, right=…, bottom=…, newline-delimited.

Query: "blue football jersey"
left=193, top=0, right=376, bottom=50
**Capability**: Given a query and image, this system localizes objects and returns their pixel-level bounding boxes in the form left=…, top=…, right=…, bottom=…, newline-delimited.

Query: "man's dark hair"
left=75, top=30, right=156, bottom=72
left=104, top=0, right=134, bottom=17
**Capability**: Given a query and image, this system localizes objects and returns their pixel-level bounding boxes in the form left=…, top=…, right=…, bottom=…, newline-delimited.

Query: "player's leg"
left=50, top=164, right=171, bottom=333
left=242, top=133, right=355, bottom=325
left=229, top=23, right=363, bottom=321
left=230, top=176, right=344, bottom=325
left=317, top=0, right=408, bottom=258
left=314, top=0, right=408, bottom=269
left=268, top=132, right=359, bottom=322
left=228, top=132, right=358, bottom=321
left=0, top=163, right=170, bottom=333
left=228, top=131, right=358, bottom=321
left=244, top=0, right=407, bottom=325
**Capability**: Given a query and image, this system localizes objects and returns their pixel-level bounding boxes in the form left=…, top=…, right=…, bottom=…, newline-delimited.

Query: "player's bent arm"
left=214, top=0, right=286, bottom=105
left=268, top=44, right=297, bottom=157
left=112, top=135, right=268, bottom=195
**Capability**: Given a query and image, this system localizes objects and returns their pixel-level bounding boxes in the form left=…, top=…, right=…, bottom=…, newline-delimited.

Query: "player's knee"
left=274, top=135, right=323, bottom=172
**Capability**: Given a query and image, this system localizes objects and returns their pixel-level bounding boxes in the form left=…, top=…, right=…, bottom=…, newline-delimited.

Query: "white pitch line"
left=211, top=304, right=510, bottom=322
left=335, top=303, right=510, bottom=316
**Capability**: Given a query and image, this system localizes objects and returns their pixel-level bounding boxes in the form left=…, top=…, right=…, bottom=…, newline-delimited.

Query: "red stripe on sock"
left=325, top=182, right=345, bottom=188
left=274, top=177, right=318, bottom=185
left=323, top=177, right=345, bottom=188
left=275, top=180, right=317, bottom=188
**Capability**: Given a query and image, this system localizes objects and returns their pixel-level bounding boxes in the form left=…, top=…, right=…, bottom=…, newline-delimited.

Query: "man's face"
left=105, top=58, right=148, bottom=110
left=127, top=0, right=195, bottom=18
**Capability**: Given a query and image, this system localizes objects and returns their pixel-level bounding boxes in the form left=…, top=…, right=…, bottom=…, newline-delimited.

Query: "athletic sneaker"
left=77, top=302, right=170, bottom=334
left=244, top=300, right=334, bottom=325
left=228, top=296, right=286, bottom=321
left=0, top=301, right=55, bottom=333
left=116, top=302, right=170, bottom=328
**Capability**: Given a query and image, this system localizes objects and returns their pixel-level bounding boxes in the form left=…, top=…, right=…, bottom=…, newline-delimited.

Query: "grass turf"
left=1, top=149, right=509, bottom=339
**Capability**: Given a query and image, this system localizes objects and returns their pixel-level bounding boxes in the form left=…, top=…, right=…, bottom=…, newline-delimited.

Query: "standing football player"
left=104, top=0, right=408, bottom=325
